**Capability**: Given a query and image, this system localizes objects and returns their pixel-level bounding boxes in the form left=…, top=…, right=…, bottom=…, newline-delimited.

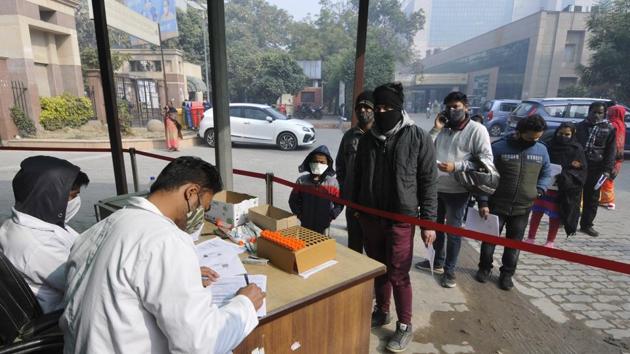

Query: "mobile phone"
left=438, top=111, right=449, bottom=124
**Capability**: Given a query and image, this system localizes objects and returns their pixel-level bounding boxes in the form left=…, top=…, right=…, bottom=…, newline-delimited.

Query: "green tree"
left=249, top=51, right=308, bottom=104
left=579, top=0, right=630, bottom=102
left=163, top=8, right=207, bottom=79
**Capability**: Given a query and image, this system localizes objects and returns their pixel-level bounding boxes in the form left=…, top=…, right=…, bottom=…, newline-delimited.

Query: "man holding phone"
left=415, top=92, right=493, bottom=289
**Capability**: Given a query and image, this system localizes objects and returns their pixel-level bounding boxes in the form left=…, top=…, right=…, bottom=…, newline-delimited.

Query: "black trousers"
left=479, top=212, right=531, bottom=276
left=346, top=208, right=364, bottom=253
left=580, top=168, right=603, bottom=229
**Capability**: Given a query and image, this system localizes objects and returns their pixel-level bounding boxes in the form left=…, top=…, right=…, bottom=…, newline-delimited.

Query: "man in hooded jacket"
left=0, top=156, right=89, bottom=313
left=336, top=90, right=375, bottom=252
left=353, top=82, right=437, bottom=353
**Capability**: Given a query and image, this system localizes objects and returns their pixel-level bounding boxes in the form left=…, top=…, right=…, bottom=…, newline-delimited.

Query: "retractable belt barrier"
left=2, top=146, right=629, bottom=275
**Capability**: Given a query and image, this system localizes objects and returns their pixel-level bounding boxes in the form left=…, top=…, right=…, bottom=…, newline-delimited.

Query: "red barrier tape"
left=3, top=146, right=629, bottom=275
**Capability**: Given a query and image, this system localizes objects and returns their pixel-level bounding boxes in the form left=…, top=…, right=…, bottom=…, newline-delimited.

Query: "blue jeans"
left=433, top=192, right=470, bottom=275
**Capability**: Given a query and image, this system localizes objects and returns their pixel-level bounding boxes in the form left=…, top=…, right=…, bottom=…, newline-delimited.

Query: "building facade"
left=410, top=9, right=591, bottom=107
left=0, top=0, right=83, bottom=140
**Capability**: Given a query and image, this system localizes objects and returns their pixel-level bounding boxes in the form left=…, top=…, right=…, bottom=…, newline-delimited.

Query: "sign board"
left=126, top=0, right=179, bottom=40
left=415, top=73, right=468, bottom=86
left=88, top=0, right=160, bottom=45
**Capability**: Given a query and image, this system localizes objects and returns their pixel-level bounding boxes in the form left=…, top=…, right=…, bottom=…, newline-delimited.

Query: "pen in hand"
left=244, top=273, right=250, bottom=285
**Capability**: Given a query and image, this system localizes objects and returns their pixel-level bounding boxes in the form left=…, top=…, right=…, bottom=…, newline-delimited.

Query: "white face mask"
left=65, top=196, right=81, bottom=223
left=309, top=162, right=328, bottom=175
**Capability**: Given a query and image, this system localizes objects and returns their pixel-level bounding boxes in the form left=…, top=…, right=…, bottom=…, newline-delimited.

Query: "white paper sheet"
left=550, top=163, right=563, bottom=177
left=436, top=160, right=448, bottom=177
left=196, top=239, right=246, bottom=277
left=209, top=274, right=267, bottom=317
left=419, top=238, right=436, bottom=275
left=465, top=207, right=500, bottom=236
left=298, top=260, right=338, bottom=279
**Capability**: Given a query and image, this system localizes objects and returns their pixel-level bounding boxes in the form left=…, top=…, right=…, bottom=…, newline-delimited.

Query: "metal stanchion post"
left=129, top=148, right=140, bottom=192
left=265, top=172, right=274, bottom=206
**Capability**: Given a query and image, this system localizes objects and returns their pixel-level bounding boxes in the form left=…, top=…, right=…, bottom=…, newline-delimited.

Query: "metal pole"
left=351, top=0, right=369, bottom=127
left=207, top=0, right=233, bottom=189
left=265, top=172, right=274, bottom=206
left=91, top=0, right=128, bottom=195
left=203, top=13, right=210, bottom=99
left=158, top=24, right=170, bottom=107
left=129, top=147, right=140, bottom=192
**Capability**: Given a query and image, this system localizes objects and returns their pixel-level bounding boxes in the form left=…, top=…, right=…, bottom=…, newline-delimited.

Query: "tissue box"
left=206, top=191, right=259, bottom=227
left=248, top=205, right=299, bottom=231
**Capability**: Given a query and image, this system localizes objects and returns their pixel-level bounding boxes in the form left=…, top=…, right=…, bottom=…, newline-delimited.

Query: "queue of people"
left=0, top=83, right=624, bottom=353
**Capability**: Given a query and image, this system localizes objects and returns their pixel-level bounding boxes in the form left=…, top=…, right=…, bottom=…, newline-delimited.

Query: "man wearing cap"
left=353, top=82, right=438, bottom=352
left=336, top=91, right=375, bottom=253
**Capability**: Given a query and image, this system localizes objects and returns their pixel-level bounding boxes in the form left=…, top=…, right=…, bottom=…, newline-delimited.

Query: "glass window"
left=564, top=44, right=577, bottom=63
left=482, top=101, right=493, bottom=112
left=567, top=105, right=589, bottom=118
left=499, top=103, right=518, bottom=112
left=301, top=92, right=315, bottom=103
left=229, top=107, right=242, bottom=117
left=514, top=103, right=533, bottom=116
left=265, top=108, right=287, bottom=120
left=543, top=105, right=568, bottom=117
left=242, top=107, right=268, bottom=120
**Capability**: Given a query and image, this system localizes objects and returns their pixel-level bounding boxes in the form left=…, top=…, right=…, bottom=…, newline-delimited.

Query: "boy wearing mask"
left=336, top=90, right=375, bottom=252
left=475, top=115, right=552, bottom=290
left=289, top=145, right=343, bottom=234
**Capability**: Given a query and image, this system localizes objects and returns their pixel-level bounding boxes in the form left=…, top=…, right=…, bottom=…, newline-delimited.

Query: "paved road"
left=1, top=113, right=629, bottom=352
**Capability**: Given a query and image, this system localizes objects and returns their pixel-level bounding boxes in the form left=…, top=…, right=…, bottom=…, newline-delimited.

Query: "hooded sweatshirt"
left=607, top=105, right=626, bottom=165
left=0, top=156, right=81, bottom=313
left=289, top=145, right=343, bottom=234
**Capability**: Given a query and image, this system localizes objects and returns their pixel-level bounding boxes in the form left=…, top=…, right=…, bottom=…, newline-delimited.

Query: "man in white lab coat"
left=61, top=156, right=265, bottom=354
left=0, top=155, right=89, bottom=313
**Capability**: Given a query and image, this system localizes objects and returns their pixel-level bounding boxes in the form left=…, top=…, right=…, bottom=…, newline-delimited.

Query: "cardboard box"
left=248, top=205, right=299, bottom=231
left=206, top=191, right=259, bottom=227
left=257, top=226, right=336, bottom=274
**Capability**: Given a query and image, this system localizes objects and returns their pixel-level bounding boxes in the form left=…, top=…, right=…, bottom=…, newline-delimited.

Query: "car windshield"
left=514, top=103, right=534, bottom=116
left=265, top=108, right=288, bottom=120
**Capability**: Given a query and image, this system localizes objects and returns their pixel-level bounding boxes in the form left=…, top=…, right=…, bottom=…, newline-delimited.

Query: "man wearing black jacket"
left=336, top=91, right=374, bottom=253
left=575, top=101, right=617, bottom=237
left=353, top=82, right=437, bottom=353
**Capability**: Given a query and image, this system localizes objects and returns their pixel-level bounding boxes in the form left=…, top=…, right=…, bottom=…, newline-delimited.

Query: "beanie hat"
left=355, top=90, right=375, bottom=110
left=373, top=82, right=404, bottom=111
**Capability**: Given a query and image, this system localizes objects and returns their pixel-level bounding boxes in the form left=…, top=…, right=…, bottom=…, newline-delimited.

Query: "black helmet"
left=453, top=158, right=500, bottom=197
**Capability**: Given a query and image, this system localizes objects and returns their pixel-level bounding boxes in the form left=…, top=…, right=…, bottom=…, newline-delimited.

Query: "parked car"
left=198, top=103, right=316, bottom=151
left=481, top=99, right=521, bottom=137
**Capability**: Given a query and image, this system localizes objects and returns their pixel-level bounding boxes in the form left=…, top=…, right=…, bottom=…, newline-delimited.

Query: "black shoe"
left=498, top=273, right=514, bottom=291
left=580, top=227, right=599, bottom=237
left=440, top=272, right=457, bottom=288
left=385, top=322, right=413, bottom=353
left=475, top=268, right=491, bottom=283
left=371, top=309, right=391, bottom=328
left=414, top=260, right=444, bottom=274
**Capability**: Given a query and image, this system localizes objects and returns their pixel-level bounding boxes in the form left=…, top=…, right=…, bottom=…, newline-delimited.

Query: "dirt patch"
left=413, top=242, right=621, bottom=354
left=32, top=123, right=166, bottom=140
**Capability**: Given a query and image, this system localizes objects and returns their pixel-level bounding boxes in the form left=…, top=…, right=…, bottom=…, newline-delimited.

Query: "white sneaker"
left=607, top=203, right=616, bottom=210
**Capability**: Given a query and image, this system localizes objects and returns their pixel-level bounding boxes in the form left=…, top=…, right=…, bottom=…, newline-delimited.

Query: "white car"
left=198, top=103, right=316, bottom=151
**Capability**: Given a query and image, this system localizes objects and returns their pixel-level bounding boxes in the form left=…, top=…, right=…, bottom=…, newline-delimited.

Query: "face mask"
left=357, top=110, right=375, bottom=126
left=375, top=110, right=402, bottom=132
left=447, top=108, right=466, bottom=125
left=185, top=193, right=205, bottom=235
left=556, top=135, right=572, bottom=144
left=517, top=138, right=537, bottom=148
left=65, top=196, right=81, bottom=223
left=309, top=162, right=328, bottom=175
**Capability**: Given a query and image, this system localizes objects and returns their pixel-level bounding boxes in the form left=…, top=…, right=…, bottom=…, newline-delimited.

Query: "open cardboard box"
left=206, top=191, right=259, bottom=227
left=248, top=205, right=299, bottom=231
left=256, top=226, right=336, bottom=274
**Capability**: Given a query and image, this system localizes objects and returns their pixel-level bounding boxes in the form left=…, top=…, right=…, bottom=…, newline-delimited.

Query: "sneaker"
left=544, top=241, right=555, bottom=248
left=607, top=203, right=616, bottom=210
left=498, top=273, right=514, bottom=291
left=440, top=272, right=457, bottom=288
left=385, top=322, right=413, bottom=353
left=414, top=260, right=444, bottom=274
left=371, top=309, right=391, bottom=328
left=580, top=227, right=599, bottom=237
left=524, top=238, right=535, bottom=244
left=475, top=268, right=491, bottom=283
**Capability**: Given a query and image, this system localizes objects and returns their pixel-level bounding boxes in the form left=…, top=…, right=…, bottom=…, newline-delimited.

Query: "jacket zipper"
left=509, top=150, right=525, bottom=214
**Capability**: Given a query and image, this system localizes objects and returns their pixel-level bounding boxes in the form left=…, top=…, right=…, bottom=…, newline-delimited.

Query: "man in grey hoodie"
left=415, top=91, right=493, bottom=289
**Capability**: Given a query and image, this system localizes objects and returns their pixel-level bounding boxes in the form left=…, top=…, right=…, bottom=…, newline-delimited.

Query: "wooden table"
left=197, top=228, right=385, bottom=353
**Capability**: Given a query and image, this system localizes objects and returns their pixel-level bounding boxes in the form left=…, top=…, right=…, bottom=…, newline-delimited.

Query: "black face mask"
left=555, top=135, right=572, bottom=144
left=516, top=138, right=537, bottom=148
left=447, top=108, right=466, bottom=126
left=376, top=110, right=402, bottom=132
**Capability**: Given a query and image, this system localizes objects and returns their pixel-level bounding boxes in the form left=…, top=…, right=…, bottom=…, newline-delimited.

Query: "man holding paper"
left=60, top=157, right=265, bottom=354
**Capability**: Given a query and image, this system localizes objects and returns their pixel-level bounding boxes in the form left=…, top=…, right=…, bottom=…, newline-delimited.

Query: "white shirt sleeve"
left=132, top=236, right=258, bottom=354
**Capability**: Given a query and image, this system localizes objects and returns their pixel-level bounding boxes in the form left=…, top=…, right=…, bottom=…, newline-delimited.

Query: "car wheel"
left=277, top=132, right=298, bottom=151
left=204, top=128, right=216, bottom=147
left=489, top=124, right=503, bottom=137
